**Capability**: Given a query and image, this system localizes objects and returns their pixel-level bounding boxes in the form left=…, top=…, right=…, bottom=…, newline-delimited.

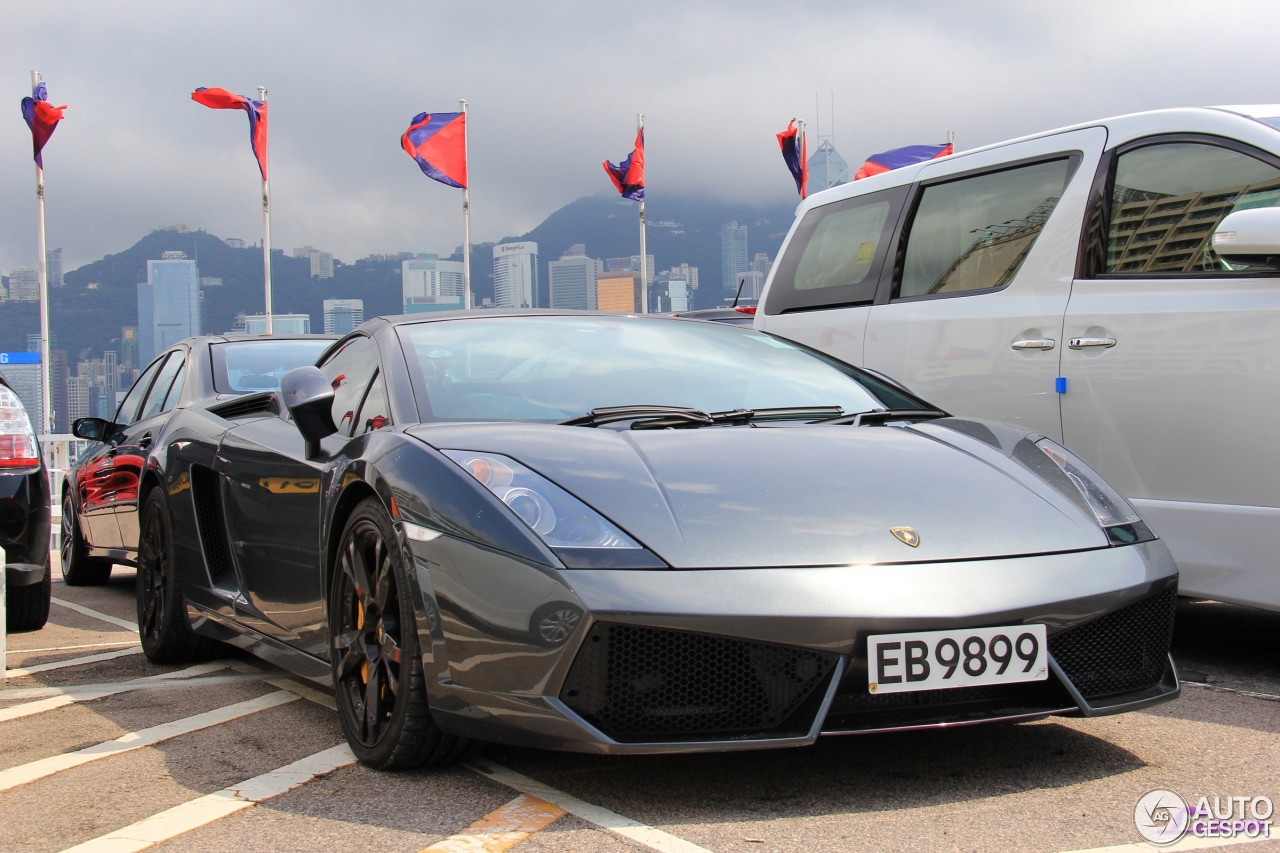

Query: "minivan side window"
left=1106, top=142, right=1280, bottom=274
left=898, top=159, right=1072, bottom=299
left=763, top=185, right=908, bottom=313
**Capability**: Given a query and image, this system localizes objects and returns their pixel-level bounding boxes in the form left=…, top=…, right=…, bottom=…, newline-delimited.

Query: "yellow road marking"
left=421, top=794, right=567, bottom=852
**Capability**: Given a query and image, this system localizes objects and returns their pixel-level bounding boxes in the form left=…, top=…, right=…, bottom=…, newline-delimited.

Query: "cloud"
left=3, top=0, right=1277, bottom=272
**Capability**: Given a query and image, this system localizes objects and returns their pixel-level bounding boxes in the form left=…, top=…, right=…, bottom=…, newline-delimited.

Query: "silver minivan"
left=756, top=105, right=1280, bottom=613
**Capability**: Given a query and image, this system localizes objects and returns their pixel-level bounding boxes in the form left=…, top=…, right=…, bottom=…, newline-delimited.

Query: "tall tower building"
left=402, top=256, right=465, bottom=313
left=493, top=242, right=539, bottom=308
left=808, top=138, right=850, bottom=192
left=548, top=248, right=599, bottom=310
left=137, top=251, right=202, bottom=364
left=324, top=299, right=365, bottom=334
left=46, top=248, right=64, bottom=288
left=720, top=221, right=749, bottom=295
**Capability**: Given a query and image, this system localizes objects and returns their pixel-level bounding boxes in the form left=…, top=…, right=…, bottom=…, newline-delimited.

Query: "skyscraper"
left=46, top=248, right=64, bottom=288
left=720, top=221, right=748, bottom=295
left=402, top=256, right=465, bottom=313
left=548, top=248, right=599, bottom=310
left=324, top=299, right=365, bottom=334
left=493, top=242, right=539, bottom=308
left=808, top=138, right=850, bottom=192
left=137, top=251, right=202, bottom=364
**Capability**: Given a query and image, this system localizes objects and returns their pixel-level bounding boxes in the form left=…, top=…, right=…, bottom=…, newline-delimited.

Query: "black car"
left=129, top=311, right=1177, bottom=772
left=1, top=370, right=51, bottom=632
left=670, top=304, right=756, bottom=325
left=62, top=334, right=335, bottom=591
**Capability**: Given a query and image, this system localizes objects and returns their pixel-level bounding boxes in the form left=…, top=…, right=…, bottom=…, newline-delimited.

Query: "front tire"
left=60, top=493, right=113, bottom=586
left=136, top=488, right=219, bottom=663
left=329, top=498, right=472, bottom=770
left=6, top=562, right=51, bottom=631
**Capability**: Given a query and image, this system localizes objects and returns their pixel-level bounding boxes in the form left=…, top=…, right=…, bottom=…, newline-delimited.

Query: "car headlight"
left=1035, top=438, right=1155, bottom=546
left=442, top=450, right=644, bottom=551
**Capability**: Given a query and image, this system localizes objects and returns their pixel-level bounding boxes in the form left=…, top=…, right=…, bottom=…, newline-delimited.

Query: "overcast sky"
left=3, top=0, right=1277, bottom=274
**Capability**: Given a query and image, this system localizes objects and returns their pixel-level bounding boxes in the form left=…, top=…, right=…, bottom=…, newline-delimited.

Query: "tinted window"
left=398, top=315, right=924, bottom=422
left=356, top=373, right=390, bottom=434
left=764, top=186, right=907, bottom=313
left=115, top=356, right=167, bottom=425
left=139, top=352, right=185, bottom=420
left=1106, top=142, right=1280, bottom=273
left=320, top=336, right=381, bottom=437
left=899, top=159, right=1071, bottom=298
left=214, top=339, right=332, bottom=393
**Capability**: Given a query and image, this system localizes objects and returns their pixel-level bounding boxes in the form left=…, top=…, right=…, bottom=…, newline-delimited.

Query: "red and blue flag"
left=854, top=142, right=953, bottom=180
left=401, top=111, right=468, bottom=188
left=20, top=81, right=67, bottom=168
left=191, top=87, right=269, bottom=181
left=603, top=129, right=645, bottom=201
left=777, top=119, right=808, bottom=198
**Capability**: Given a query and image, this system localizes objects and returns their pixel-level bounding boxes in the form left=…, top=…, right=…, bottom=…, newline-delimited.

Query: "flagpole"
left=255, top=86, right=273, bottom=334
left=636, top=113, right=648, bottom=314
left=460, top=98, right=471, bottom=310
left=31, top=71, right=52, bottom=436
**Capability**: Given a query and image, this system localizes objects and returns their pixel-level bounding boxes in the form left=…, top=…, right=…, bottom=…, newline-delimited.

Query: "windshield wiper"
left=818, top=408, right=949, bottom=426
left=561, top=405, right=845, bottom=429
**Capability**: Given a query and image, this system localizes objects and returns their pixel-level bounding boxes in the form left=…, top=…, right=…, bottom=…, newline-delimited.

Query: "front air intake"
left=560, top=623, right=837, bottom=742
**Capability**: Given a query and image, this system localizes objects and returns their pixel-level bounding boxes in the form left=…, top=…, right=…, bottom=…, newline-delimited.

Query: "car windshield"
left=215, top=339, right=333, bottom=393
left=398, top=314, right=926, bottom=422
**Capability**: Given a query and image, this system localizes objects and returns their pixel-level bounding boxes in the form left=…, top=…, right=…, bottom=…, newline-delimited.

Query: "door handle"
left=1068, top=337, right=1117, bottom=349
left=138, top=433, right=153, bottom=449
left=1010, top=338, right=1056, bottom=351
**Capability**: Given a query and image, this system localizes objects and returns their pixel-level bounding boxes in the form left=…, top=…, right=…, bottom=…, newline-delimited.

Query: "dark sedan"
left=1, top=370, right=51, bottom=631
left=132, top=311, right=1178, bottom=771
left=61, top=334, right=334, bottom=593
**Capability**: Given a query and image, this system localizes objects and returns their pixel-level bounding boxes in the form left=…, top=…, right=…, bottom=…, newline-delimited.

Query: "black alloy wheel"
left=136, top=488, right=218, bottom=663
left=329, top=497, right=473, bottom=770
left=60, top=493, right=113, bottom=586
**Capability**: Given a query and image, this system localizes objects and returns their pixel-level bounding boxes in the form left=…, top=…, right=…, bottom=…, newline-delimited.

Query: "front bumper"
left=409, top=537, right=1180, bottom=755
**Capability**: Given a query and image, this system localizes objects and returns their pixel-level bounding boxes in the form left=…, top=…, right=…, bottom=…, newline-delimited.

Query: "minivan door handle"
left=1010, top=338, right=1056, bottom=351
left=1068, top=337, right=1117, bottom=349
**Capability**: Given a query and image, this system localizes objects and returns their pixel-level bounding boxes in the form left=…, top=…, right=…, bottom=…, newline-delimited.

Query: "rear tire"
left=329, top=498, right=472, bottom=769
left=6, top=562, right=51, bottom=631
left=60, top=494, right=113, bottom=586
left=136, top=488, right=220, bottom=663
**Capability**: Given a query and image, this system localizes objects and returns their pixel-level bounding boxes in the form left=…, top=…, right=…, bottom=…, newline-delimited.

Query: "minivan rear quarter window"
left=763, top=186, right=908, bottom=313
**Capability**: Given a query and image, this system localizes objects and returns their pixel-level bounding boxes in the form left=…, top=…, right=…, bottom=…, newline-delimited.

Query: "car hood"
left=406, top=419, right=1110, bottom=568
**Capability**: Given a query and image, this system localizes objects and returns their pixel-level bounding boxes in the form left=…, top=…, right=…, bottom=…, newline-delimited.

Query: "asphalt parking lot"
left=2, top=560, right=1278, bottom=853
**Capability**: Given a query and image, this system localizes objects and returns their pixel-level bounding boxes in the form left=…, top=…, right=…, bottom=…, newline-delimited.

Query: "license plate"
left=868, top=624, right=1049, bottom=694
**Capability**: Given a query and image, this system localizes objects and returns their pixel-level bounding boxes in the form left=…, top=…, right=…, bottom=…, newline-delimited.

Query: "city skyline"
left=4, top=1, right=1276, bottom=276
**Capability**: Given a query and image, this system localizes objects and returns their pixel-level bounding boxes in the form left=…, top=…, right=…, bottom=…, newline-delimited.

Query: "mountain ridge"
left=0, top=191, right=800, bottom=362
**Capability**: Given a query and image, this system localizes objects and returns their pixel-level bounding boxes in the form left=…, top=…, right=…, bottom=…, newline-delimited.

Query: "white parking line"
left=422, top=794, right=567, bottom=852
left=0, top=690, right=299, bottom=792
left=467, top=758, right=713, bottom=853
left=0, top=661, right=242, bottom=723
left=10, top=640, right=141, bottom=654
left=60, top=744, right=356, bottom=853
left=50, top=597, right=137, bottom=631
left=6, top=646, right=142, bottom=678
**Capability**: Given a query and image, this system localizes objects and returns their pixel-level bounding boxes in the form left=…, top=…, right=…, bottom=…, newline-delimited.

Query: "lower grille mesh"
left=561, top=623, right=836, bottom=742
left=1050, top=586, right=1176, bottom=699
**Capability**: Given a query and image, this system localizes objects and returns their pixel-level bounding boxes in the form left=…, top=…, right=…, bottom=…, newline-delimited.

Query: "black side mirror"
left=71, top=417, right=112, bottom=442
left=280, top=366, right=338, bottom=457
